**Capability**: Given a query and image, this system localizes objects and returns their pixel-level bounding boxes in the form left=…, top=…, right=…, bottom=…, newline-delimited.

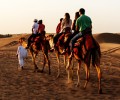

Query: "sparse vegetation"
left=0, top=34, right=12, bottom=38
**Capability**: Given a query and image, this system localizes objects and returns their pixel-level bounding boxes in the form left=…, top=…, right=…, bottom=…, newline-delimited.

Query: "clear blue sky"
left=0, top=0, right=120, bottom=34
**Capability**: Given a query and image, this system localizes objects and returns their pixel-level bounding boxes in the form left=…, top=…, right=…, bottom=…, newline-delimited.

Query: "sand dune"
left=94, top=33, right=120, bottom=43
left=0, top=33, right=120, bottom=100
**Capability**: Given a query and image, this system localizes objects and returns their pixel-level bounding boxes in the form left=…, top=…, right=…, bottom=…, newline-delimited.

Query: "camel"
left=47, top=29, right=73, bottom=78
left=66, top=34, right=102, bottom=94
left=19, top=35, right=51, bottom=74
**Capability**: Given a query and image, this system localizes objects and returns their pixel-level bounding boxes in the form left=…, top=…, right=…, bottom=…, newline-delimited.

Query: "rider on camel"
left=56, top=18, right=63, bottom=34
left=69, top=8, right=92, bottom=58
left=53, top=13, right=72, bottom=47
left=26, top=19, right=39, bottom=49
left=38, top=19, right=45, bottom=37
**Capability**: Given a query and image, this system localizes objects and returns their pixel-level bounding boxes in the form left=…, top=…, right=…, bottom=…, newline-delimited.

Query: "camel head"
left=46, top=34, right=54, bottom=49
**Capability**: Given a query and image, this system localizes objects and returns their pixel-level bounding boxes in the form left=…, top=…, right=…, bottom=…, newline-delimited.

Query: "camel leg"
left=95, top=64, right=102, bottom=94
left=84, top=56, right=91, bottom=89
left=56, top=52, right=60, bottom=78
left=71, top=58, right=74, bottom=80
left=83, top=52, right=91, bottom=88
left=84, top=64, right=90, bottom=89
left=76, top=61, right=81, bottom=87
left=42, top=52, right=51, bottom=75
left=66, top=58, right=72, bottom=83
left=41, top=43, right=51, bottom=75
left=41, top=45, right=46, bottom=73
left=31, top=52, right=38, bottom=72
left=41, top=54, right=46, bottom=73
left=94, top=50, right=102, bottom=94
left=63, top=55, right=67, bottom=68
left=46, top=54, right=50, bottom=75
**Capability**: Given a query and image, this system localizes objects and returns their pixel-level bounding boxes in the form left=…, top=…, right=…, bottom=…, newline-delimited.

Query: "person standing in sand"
left=16, top=38, right=28, bottom=71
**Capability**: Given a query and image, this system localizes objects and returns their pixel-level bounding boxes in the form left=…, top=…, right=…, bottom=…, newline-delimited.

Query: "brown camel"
left=19, top=35, right=51, bottom=74
left=66, top=34, right=102, bottom=94
left=47, top=29, right=73, bottom=78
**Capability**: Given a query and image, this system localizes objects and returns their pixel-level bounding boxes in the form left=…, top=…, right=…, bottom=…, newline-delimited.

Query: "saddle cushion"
left=74, top=38, right=83, bottom=47
left=85, top=34, right=94, bottom=50
left=56, top=33, right=65, bottom=46
left=73, top=45, right=86, bottom=58
left=74, top=34, right=94, bottom=51
left=73, top=34, right=95, bottom=59
left=34, top=36, right=40, bottom=42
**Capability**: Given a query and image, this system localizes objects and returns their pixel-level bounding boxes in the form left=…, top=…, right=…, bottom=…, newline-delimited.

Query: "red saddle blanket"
left=56, top=33, right=65, bottom=46
left=74, top=34, right=94, bottom=50
left=73, top=34, right=95, bottom=57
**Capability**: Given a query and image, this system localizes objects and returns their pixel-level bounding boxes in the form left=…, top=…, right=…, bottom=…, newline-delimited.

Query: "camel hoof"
left=49, top=72, right=51, bottom=75
left=56, top=75, right=60, bottom=79
left=33, top=70, right=37, bottom=73
left=83, top=86, right=86, bottom=89
left=83, top=85, right=87, bottom=89
left=54, top=74, right=60, bottom=80
left=40, top=70, right=44, bottom=73
left=67, top=80, right=72, bottom=84
left=99, top=89, right=103, bottom=94
left=34, top=68, right=40, bottom=72
left=76, top=83, right=80, bottom=87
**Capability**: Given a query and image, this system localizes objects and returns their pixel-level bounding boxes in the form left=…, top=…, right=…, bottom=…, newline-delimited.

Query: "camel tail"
left=91, top=47, right=101, bottom=67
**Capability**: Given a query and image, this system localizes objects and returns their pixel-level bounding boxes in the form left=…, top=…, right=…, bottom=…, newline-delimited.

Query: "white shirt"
left=32, top=22, right=39, bottom=34
left=60, top=19, right=72, bottom=32
left=17, top=46, right=27, bottom=58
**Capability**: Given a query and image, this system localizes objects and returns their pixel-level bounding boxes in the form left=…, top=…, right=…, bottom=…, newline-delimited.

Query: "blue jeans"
left=70, top=32, right=82, bottom=51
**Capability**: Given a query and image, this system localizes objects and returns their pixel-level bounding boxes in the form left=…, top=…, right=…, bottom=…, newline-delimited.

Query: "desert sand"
left=0, top=33, right=120, bottom=100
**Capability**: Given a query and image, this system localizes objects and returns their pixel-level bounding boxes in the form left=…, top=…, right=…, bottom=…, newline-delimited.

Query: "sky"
left=0, top=0, right=120, bottom=34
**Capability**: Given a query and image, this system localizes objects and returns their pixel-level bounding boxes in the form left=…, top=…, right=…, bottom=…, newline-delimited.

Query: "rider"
left=60, top=13, right=72, bottom=33
left=53, top=13, right=72, bottom=47
left=62, top=12, right=80, bottom=52
left=72, top=12, right=80, bottom=35
left=56, top=18, right=63, bottom=34
left=69, top=8, right=92, bottom=58
left=26, top=19, right=39, bottom=49
left=38, top=19, right=45, bottom=36
left=52, top=18, right=63, bottom=49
